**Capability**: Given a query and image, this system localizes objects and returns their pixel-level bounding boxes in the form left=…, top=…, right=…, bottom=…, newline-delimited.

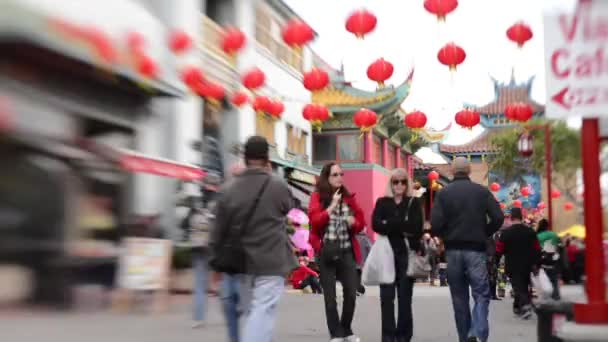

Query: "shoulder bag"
left=209, top=175, right=271, bottom=274
left=404, top=197, right=432, bottom=279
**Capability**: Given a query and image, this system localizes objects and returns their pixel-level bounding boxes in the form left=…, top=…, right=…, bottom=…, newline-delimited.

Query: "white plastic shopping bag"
left=362, top=235, right=395, bottom=285
left=530, top=268, right=554, bottom=299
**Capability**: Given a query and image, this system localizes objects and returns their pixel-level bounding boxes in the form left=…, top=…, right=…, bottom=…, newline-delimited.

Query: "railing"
left=286, top=150, right=310, bottom=165
left=255, top=25, right=303, bottom=73
left=201, top=15, right=236, bottom=66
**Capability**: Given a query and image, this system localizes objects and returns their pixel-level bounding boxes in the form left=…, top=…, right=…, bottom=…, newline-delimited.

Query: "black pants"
left=543, top=267, right=561, bottom=300
left=319, top=249, right=358, bottom=339
left=510, top=270, right=532, bottom=314
left=380, top=254, right=414, bottom=342
left=298, top=275, right=323, bottom=294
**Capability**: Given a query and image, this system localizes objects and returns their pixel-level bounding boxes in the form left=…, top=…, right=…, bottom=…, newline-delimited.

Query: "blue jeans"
left=240, top=275, right=285, bottom=342
left=446, top=250, right=491, bottom=342
left=221, top=274, right=241, bottom=342
left=193, top=254, right=208, bottom=321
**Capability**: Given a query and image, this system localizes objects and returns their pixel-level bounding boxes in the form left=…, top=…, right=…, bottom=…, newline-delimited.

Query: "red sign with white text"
left=120, top=155, right=206, bottom=181
left=544, top=0, right=608, bottom=119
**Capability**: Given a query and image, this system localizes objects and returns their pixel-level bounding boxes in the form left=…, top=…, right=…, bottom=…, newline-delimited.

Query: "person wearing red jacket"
left=308, top=162, right=366, bottom=342
left=289, top=257, right=322, bottom=294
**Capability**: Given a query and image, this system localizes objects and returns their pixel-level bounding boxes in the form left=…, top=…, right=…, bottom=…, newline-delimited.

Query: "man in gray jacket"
left=211, top=136, right=297, bottom=342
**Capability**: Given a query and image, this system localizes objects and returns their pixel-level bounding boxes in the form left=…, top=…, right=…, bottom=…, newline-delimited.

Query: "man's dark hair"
left=510, top=207, right=523, bottom=221
left=537, top=218, right=550, bottom=233
left=244, top=135, right=269, bottom=165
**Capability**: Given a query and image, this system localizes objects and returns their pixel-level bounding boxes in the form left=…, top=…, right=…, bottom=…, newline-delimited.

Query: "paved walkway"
left=0, top=285, right=585, bottom=342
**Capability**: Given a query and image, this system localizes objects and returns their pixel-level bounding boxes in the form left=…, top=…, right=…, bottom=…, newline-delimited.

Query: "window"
left=313, top=133, right=363, bottom=163
left=287, top=125, right=308, bottom=156
left=388, top=145, right=396, bottom=169
left=256, top=115, right=275, bottom=144
left=254, top=4, right=303, bottom=72
left=373, top=136, right=383, bottom=165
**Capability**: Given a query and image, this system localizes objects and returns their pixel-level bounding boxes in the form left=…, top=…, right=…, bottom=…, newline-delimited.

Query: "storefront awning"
left=117, top=148, right=205, bottom=182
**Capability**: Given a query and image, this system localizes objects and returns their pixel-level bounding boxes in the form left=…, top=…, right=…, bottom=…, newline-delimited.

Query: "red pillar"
left=363, top=132, right=373, bottom=164
left=396, top=149, right=403, bottom=168
left=574, top=118, right=608, bottom=323
left=545, top=124, right=554, bottom=230
left=382, top=138, right=389, bottom=169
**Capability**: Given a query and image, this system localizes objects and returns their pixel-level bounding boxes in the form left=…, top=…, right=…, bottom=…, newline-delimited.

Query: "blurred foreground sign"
left=544, top=0, right=608, bottom=119
left=116, top=238, right=172, bottom=290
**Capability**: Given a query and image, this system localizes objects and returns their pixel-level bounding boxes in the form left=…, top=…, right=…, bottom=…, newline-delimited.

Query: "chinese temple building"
left=434, top=75, right=545, bottom=186
left=311, top=68, right=427, bottom=234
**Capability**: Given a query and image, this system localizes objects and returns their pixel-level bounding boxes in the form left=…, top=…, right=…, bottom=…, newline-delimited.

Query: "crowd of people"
left=188, top=136, right=580, bottom=342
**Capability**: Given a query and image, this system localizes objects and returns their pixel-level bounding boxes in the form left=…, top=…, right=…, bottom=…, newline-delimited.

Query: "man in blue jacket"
left=431, top=157, right=504, bottom=342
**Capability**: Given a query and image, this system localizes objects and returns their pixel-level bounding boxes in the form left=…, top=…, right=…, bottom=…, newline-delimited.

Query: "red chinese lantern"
left=181, top=66, right=205, bottom=89
left=267, top=100, right=285, bottom=119
left=513, top=199, right=522, bottom=208
left=551, top=189, right=561, bottom=199
left=303, top=68, right=330, bottom=92
left=490, top=182, right=501, bottom=192
left=345, top=9, right=377, bottom=39
left=169, top=30, right=192, bottom=54
left=198, top=81, right=225, bottom=103
left=303, top=103, right=330, bottom=131
left=127, top=31, right=145, bottom=52
left=521, top=186, right=530, bottom=197
left=505, top=103, right=534, bottom=123
left=428, top=170, right=440, bottom=181
left=500, top=203, right=506, bottom=210
left=353, top=108, right=378, bottom=132
left=455, top=109, right=480, bottom=129
left=231, top=91, right=249, bottom=107
left=564, top=202, right=574, bottom=211
left=404, top=111, right=427, bottom=130
left=281, top=19, right=314, bottom=48
left=242, top=68, right=266, bottom=91
left=507, top=22, right=533, bottom=48
left=424, top=0, right=459, bottom=21
left=252, top=96, right=271, bottom=114
left=137, top=54, right=158, bottom=79
left=438, top=43, right=466, bottom=71
left=221, top=27, right=246, bottom=55
left=367, top=58, right=394, bottom=86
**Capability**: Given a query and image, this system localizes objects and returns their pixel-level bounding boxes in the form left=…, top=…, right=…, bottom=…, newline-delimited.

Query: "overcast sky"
left=284, top=0, right=578, bottom=163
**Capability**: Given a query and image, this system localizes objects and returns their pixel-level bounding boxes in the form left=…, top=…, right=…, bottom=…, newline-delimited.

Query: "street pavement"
left=0, top=285, right=585, bottom=342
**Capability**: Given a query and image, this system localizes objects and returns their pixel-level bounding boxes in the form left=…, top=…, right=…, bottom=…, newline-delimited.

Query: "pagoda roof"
left=311, top=69, right=414, bottom=115
left=474, top=76, right=544, bottom=116
left=439, top=130, right=499, bottom=154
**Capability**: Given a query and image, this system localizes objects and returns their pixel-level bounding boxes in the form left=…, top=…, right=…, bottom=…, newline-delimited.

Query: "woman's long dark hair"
left=537, top=218, right=550, bottom=233
left=316, top=162, right=350, bottom=208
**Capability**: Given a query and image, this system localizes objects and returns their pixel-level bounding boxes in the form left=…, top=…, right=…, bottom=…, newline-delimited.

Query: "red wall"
left=343, top=167, right=390, bottom=241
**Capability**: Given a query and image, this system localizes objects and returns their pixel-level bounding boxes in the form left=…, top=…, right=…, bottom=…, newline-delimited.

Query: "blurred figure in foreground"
left=536, top=218, right=561, bottom=300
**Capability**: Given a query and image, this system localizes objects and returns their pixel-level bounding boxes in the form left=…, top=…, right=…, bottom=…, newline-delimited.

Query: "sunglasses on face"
left=330, top=172, right=344, bottom=177
left=392, top=179, right=408, bottom=186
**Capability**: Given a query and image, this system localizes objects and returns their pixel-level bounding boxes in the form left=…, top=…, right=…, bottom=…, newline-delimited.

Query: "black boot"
left=382, top=335, right=395, bottom=342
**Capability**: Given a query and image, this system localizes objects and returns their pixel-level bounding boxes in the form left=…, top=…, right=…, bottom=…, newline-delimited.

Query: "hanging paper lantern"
left=505, top=102, right=534, bottom=123
left=303, top=103, right=330, bottom=131
left=564, top=202, right=574, bottom=211
left=366, top=58, right=394, bottom=86
left=537, top=202, right=546, bottom=210
left=231, top=91, right=249, bottom=107
left=221, top=27, right=246, bottom=55
left=267, top=100, right=285, bottom=119
left=180, top=66, right=205, bottom=89
left=281, top=19, right=314, bottom=48
left=428, top=170, right=440, bottom=182
left=404, top=111, right=427, bottom=131
left=424, top=0, right=459, bottom=21
left=437, top=43, right=466, bottom=71
left=500, top=203, right=506, bottom=210
left=513, top=199, right=522, bottom=208
left=169, top=30, right=192, bottom=54
left=490, top=182, right=501, bottom=192
left=126, top=31, right=146, bottom=52
left=242, top=67, right=266, bottom=91
left=521, top=186, right=530, bottom=197
left=507, top=22, right=533, bottom=48
left=137, top=54, right=158, bottom=79
left=345, top=9, right=377, bottom=39
left=252, top=96, right=271, bottom=114
left=551, top=189, right=561, bottom=199
left=455, top=109, right=480, bottom=129
left=353, top=108, right=378, bottom=132
left=303, top=68, right=330, bottom=92
left=198, top=81, right=225, bottom=102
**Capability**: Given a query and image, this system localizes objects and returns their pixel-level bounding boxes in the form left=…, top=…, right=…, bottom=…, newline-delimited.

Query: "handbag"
left=403, top=197, right=431, bottom=279
left=208, top=175, right=271, bottom=274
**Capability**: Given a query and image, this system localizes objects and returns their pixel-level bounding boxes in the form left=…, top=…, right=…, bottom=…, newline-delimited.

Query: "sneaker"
left=192, top=321, right=205, bottom=329
left=467, top=337, right=480, bottom=342
left=344, top=335, right=361, bottom=342
left=329, top=339, right=344, bottom=342
left=520, top=309, right=533, bottom=320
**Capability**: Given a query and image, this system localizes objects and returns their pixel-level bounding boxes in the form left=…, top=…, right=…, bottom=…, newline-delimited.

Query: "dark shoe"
left=382, top=336, right=395, bottom=342
left=491, top=296, right=502, bottom=301
left=467, top=337, right=480, bottom=342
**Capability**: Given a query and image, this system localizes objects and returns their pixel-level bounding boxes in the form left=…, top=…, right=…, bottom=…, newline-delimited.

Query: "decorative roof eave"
left=438, top=130, right=499, bottom=154
left=312, top=69, right=414, bottom=114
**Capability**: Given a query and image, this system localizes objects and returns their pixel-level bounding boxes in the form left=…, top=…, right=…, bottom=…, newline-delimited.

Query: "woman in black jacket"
left=372, top=168, right=424, bottom=342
